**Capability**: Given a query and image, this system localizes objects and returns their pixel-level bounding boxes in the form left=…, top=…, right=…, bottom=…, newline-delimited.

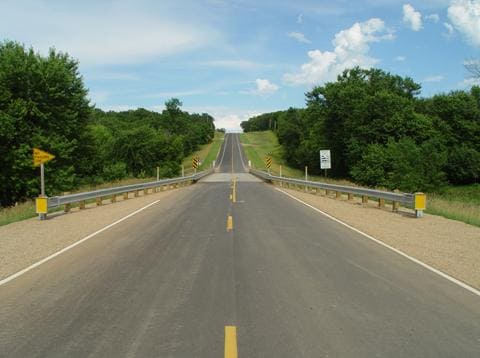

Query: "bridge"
left=0, top=134, right=479, bottom=357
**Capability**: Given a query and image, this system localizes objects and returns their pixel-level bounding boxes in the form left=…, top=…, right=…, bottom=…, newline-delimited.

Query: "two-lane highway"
left=1, top=133, right=479, bottom=357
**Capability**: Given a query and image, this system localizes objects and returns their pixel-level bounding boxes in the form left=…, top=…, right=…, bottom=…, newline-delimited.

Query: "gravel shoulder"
left=0, top=185, right=197, bottom=281
left=279, top=186, right=480, bottom=290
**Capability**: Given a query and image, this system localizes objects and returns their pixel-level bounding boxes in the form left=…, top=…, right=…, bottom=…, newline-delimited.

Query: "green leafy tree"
left=0, top=41, right=90, bottom=206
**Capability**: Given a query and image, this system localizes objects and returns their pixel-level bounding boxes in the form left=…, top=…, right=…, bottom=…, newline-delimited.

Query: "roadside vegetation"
left=241, top=67, right=479, bottom=227
left=241, top=130, right=480, bottom=227
left=182, top=131, right=225, bottom=174
left=241, top=68, right=479, bottom=194
left=0, top=40, right=217, bottom=211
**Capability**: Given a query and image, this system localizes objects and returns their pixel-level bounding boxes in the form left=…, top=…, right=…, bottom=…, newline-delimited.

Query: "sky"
left=1, top=0, right=479, bottom=130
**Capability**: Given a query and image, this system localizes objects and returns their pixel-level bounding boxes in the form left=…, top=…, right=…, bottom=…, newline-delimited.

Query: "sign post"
left=33, top=148, right=55, bottom=220
left=319, top=149, right=331, bottom=178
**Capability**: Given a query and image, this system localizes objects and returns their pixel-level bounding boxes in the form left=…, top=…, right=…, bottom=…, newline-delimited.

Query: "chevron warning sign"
left=265, top=155, right=272, bottom=169
left=192, top=155, right=200, bottom=169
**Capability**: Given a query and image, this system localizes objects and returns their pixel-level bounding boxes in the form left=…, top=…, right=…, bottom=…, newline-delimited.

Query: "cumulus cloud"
left=403, top=4, right=423, bottom=31
left=251, top=79, right=279, bottom=96
left=425, top=13, right=440, bottom=23
left=283, top=18, right=393, bottom=86
left=443, top=22, right=455, bottom=37
left=287, top=31, right=311, bottom=44
left=448, top=0, right=480, bottom=47
left=183, top=106, right=265, bottom=131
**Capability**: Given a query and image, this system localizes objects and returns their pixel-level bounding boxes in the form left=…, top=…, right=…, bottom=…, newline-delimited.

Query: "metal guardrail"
left=250, top=168, right=425, bottom=217
left=47, top=169, right=213, bottom=209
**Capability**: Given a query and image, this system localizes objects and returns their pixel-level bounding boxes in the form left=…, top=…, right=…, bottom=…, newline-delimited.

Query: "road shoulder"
left=277, top=187, right=480, bottom=290
left=0, top=185, right=197, bottom=281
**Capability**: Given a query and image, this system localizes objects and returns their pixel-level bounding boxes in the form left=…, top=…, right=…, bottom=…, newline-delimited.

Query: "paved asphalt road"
left=1, top=133, right=479, bottom=357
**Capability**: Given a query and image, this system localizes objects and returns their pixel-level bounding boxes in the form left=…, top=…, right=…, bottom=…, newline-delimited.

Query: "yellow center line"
left=231, top=134, right=234, bottom=174
left=227, top=215, right=233, bottom=231
left=232, top=177, right=237, bottom=203
left=225, top=326, right=238, bottom=358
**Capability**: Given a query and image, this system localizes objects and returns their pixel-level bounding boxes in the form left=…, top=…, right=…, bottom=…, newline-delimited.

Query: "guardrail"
left=250, top=169, right=426, bottom=217
left=36, top=169, right=213, bottom=219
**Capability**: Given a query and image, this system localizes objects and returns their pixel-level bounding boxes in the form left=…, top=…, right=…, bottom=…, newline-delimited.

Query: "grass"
left=0, top=201, right=37, bottom=227
left=426, top=184, right=480, bottom=227
left=0, top=176, right=159, bottom=227
left=182, top=131, right=225, bottom=174
left=240, top=131, right=354, bottom=185
left=241, top=130, right=480, bottom=228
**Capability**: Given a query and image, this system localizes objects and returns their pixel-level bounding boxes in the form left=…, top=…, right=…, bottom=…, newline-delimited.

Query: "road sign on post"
left=33, top=148, right=55, bottom=221
left=320, top=149, right=331, bottom=178
left=192, top=155, right=200, bottom=173
left=265, top=155, right=272, bottom=169
left=319, top=150, right=331, bottom=170
left=33, top=148, right=55, bottom=167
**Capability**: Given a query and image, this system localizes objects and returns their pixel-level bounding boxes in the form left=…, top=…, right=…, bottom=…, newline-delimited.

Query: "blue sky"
left=1, top=0, right=479, bottom=130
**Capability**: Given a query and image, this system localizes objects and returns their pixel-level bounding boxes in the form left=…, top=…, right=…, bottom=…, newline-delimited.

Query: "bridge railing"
left=250, top=168, right=426, bottom=217
left=36, top=169, right=213, bottom=219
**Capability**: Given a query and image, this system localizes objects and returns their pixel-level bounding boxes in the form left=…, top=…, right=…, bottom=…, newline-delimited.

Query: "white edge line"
left=275, top=187, right=480, bottom=298
left=0, top=199, right=161, bottom=287
left=217, top=133, right=229, bottom=168
left=235, top=134, right=247, bottom=170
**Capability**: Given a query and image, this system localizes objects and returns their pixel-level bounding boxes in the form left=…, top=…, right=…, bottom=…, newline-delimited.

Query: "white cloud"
left=0, top=0, right=219, bottom=66
left=287, top=31, right=311, bottom=44
left=246, top=79, right=279, bottom=96
left=283, top=18, right=393, bottom=86
left=423, top=75, right=444, bottom=82
left=425, top=13, right=440, bottom=22
left=448, top=0, right=480, bottom=47
left=403, top=4, right=423, bottom=31
left=443, top=22, right=456, bottom=37
left=395, top=55, right=407, bottom=61
left=183, top=106, right=265, bottom=131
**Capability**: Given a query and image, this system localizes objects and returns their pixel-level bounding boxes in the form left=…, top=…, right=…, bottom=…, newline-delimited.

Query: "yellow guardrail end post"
left=414, top=192, right=426, bottom=218
left=36, top=197, right=48, bottom=220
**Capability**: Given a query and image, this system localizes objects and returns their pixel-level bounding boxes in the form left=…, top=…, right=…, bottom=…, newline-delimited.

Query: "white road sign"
left=320, top=150, right=331, bottom=169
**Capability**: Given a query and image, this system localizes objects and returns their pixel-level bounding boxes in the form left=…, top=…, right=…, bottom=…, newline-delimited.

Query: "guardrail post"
left=111, top=195, right=116, bottom=203
left=96, top=197, right=102, bottom=206
left=64, top=203, right=71, bottom=213
left=378, top=198, right=385, bottom=208
left=414, top=192, right=426, bottom=218
left=348, top=193, right=354, bottom=201
left=79, top=200, right=86, bottom=210
left=392, top=201, right=400, bottom=212
left=123, top=192, right=128, bottom=200
left=335, top=191, right=341, bottom=199
left=134, top=190, right=139, bottom=197
left=144, top=188, right=148, bottom=195
left=326, top=189, right=330, bottom=196
left=362, top=196, right=368, bottom=205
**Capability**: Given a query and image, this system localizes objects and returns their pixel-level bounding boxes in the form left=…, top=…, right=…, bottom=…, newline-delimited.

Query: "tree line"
left=0, top=41, right=215, bottom=207
left=241, top=67, right=480, bottom=192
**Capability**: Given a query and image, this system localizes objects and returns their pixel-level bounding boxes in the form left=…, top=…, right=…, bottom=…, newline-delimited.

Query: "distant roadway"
left=0, top=133, right=479, bottom=357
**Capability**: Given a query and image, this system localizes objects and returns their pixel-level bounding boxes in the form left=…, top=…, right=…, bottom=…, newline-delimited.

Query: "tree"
left=0, top=41, right=91, bottom=206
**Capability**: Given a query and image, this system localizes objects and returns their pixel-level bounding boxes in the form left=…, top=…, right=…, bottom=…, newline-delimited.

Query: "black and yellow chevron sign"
left=192, top=155, right=200, bottom=169
left=265, top=155, right=272, bottom=169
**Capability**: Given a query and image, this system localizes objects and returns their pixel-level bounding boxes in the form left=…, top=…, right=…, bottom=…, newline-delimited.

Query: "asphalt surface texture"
left=0, top=133, right=479, bottom=357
